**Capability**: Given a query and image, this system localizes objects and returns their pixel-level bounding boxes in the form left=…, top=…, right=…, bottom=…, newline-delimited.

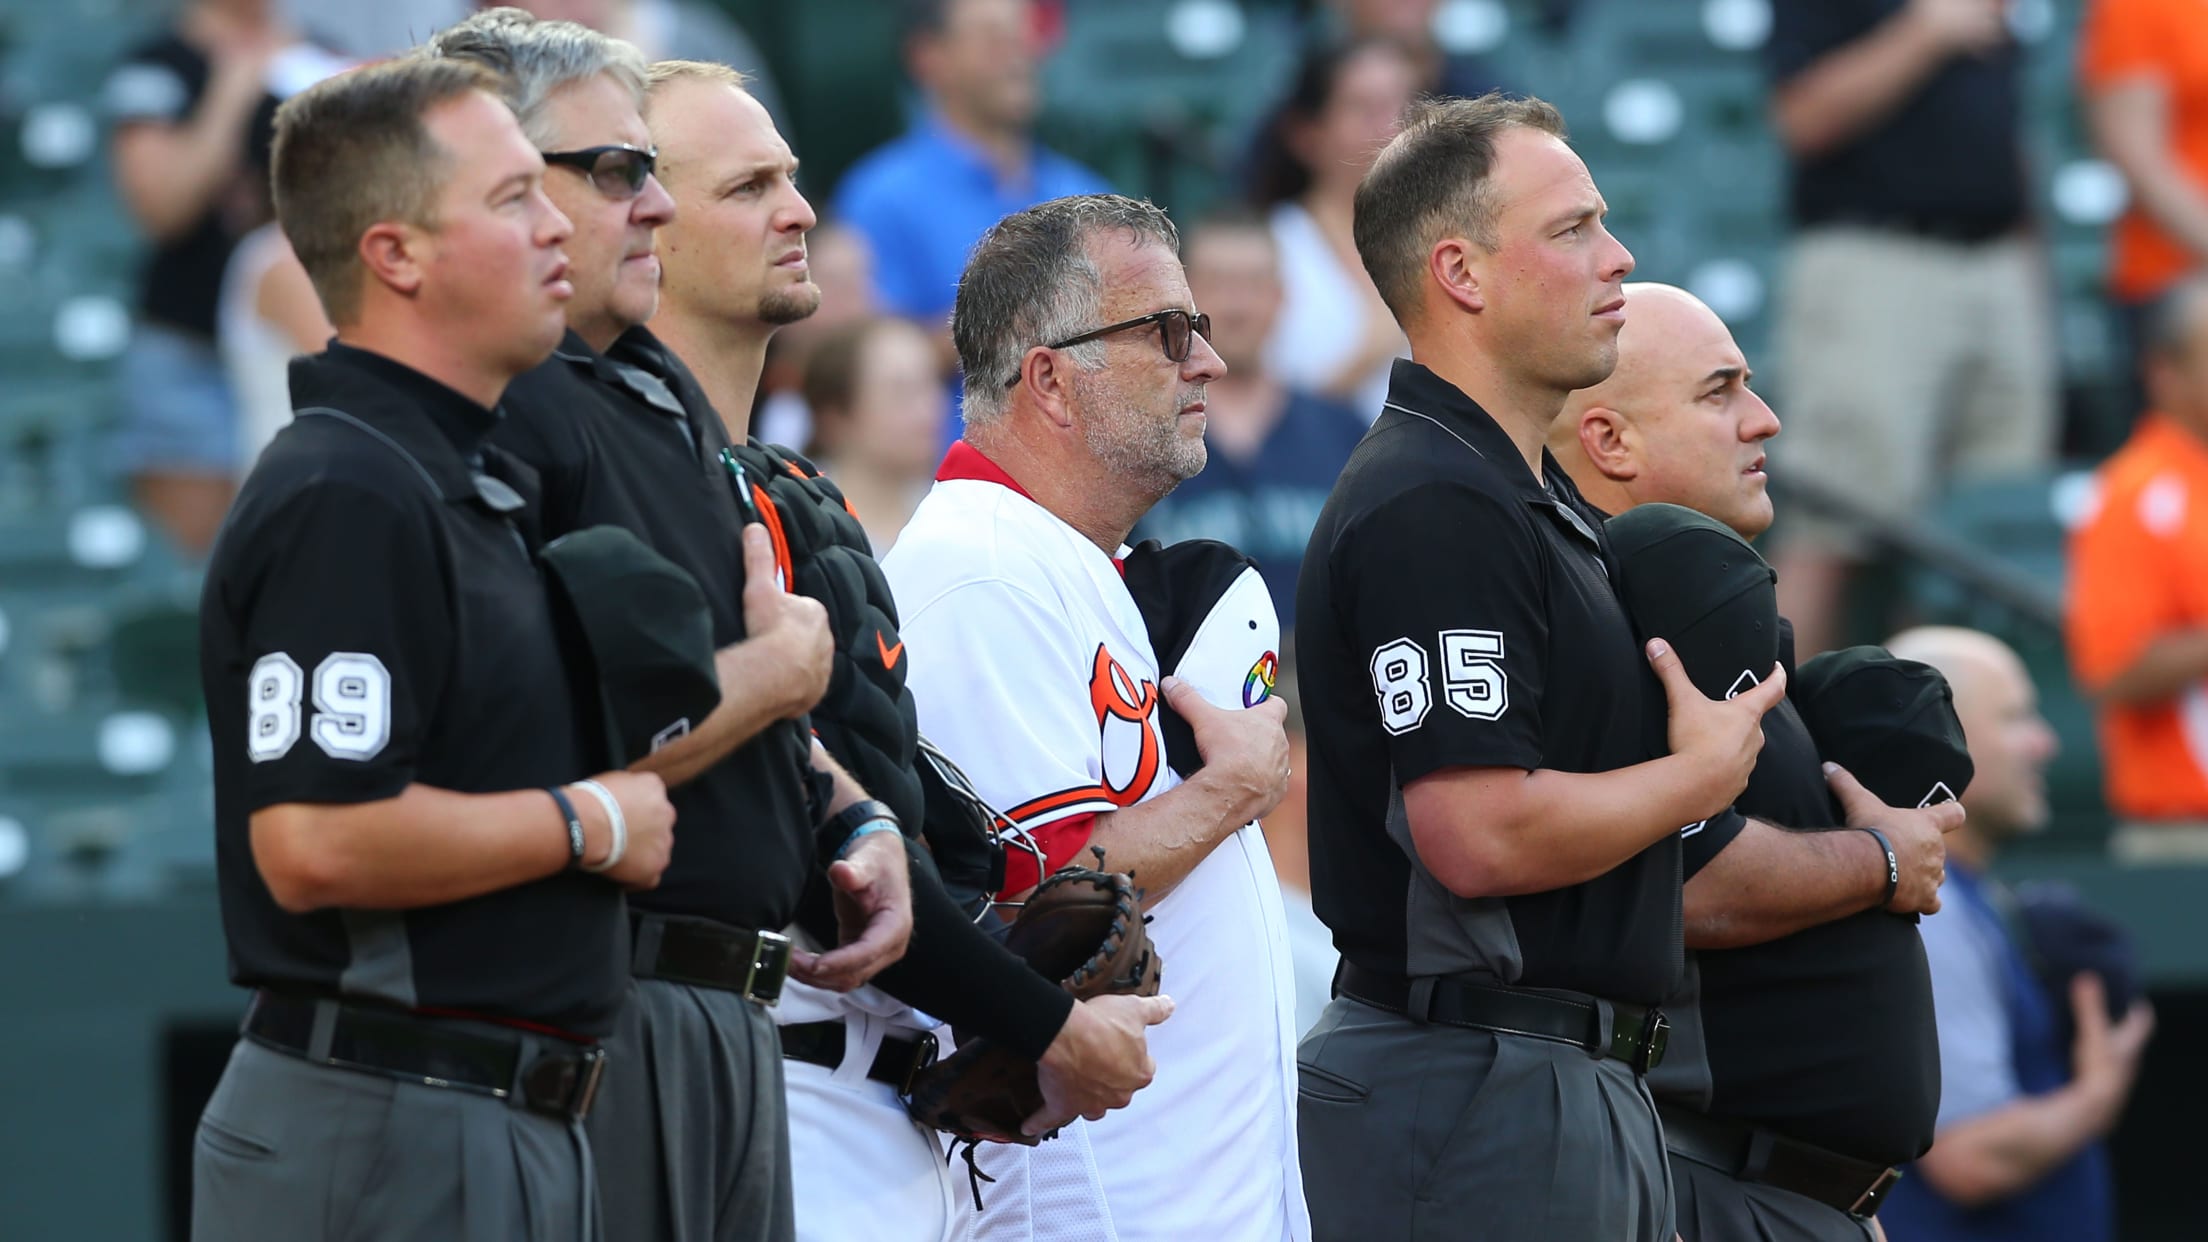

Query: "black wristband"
left=548, top=786, right=586, bottom=869
left=1858, top=826, right=1899, bottom=909
left=823, top=798, right=903, bottom=858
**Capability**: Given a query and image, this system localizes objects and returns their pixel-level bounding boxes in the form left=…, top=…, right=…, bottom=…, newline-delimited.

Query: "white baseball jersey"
left=883, top=445, right=1308, bottom=1242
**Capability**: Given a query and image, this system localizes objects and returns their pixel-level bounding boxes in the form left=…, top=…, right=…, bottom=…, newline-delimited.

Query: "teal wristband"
left=836, top=817, right=903, bottom=859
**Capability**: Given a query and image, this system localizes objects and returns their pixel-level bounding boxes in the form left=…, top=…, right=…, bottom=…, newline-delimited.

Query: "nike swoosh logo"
left=877, top=631, right=904, bottom=670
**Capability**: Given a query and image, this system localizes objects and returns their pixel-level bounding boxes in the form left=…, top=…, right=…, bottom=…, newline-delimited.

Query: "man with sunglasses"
left=641, top=64, right=1175, bottom=1242
left=883, top=194, right=1305, bottom=1241
left=423, top=13, right=914, bottom=1242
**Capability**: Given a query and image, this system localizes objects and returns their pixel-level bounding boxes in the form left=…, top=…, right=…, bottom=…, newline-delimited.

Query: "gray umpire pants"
left=587, top=977, right=794, bottom=1242
left=192, top=1037, right=600, bottom=1242
left=1297, top=996, right=1673, bottom=1242
left=1671, top=1153, right=1877, bottom=1242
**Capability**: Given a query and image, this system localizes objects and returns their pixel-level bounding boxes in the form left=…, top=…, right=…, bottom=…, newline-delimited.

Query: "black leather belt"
left=1659, top=1101, right=1901, bottom=1219
left=241, top=992, right=606, bottom=1122
left=779, top=1019, right=939, bottom=1094
left=1336, top=963, right=1670, bottom=1075
left=631, top=912, right=790, bottom=1005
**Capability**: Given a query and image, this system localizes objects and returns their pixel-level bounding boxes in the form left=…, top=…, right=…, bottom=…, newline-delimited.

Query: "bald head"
left=1887, top=626, right=2059, bottom=846
left=1549, top=282, right=1779, bottom=537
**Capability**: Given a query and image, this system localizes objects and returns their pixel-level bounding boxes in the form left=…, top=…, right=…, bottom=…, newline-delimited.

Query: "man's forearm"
left=2091, top=83, right=2208, bottom=260
left=1772, top=11, right=1952, bottom=157
left=1088, top=769, right=1251, bottom=904
left=2095, top=627, right=2208, bottom=706
left=1406, top=755, right=1734, bottom=899
left=1684, top=821, right=1886, bottom=949
left=251, top=784, right=574, bottom=913
left=630, top=639, right=794, bottom=786
left=1917, top=1082, right=2121, bottom=1207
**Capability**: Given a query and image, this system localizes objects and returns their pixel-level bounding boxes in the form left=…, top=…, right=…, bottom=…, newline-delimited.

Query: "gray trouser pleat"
left=191, top=1036, right=600, bottom=1242
left=1296, top=996, right=1673, bottom=1242
left=587, top=978, right=794, bottom=1242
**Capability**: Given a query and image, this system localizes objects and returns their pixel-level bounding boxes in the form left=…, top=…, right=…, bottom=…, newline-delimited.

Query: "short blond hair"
left=271, top=58, right=502, bottom=325
left=645, top=59, right=751, bottom=97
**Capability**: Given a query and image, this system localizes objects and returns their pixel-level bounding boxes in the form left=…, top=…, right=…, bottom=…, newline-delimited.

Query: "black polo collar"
left=1379, top=358, right=1606, bottom=554
left=555, top=328, right=696, bottom=423
left=289, top=343, right=507, bottom=505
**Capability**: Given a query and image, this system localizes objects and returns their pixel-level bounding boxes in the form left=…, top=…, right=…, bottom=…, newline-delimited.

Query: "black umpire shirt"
left=201, top=343, right=626, bottom=1037
left=1670, top=620, right=1941, bottom=1166
left=1297, top=360, right=1683, bottom=1005
left=495, top=329, right=833, bottom=934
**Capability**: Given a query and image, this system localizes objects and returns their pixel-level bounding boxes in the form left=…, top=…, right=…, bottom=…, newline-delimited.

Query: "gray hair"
left=954, top=194, right=1181, bottom=424
left=420, top=6, right=649, bottom=149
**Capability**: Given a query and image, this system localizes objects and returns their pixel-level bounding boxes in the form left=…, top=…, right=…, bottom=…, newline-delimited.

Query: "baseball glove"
left=903, top=850, right=1161, bottom=1152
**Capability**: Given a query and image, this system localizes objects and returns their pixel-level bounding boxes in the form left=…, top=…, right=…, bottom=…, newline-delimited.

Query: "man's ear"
left=1429, top=236, right=1485, bottom=316
left=1011, top=347, right=1080, bottom=433
left=1577, top=406, right=1640, bottom=482
left=358, top=221, right=426, bottom=299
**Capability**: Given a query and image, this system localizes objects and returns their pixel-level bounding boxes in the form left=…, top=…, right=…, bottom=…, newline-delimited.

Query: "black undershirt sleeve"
left=872, top=839, right=1074, bottom=1062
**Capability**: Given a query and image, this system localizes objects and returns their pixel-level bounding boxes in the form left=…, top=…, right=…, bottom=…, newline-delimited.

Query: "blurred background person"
left=1761, top=0, right=2055, bottom=657
left=833, top=0, right=1109, bottom=345
left=2080, top=0, right=2208, bottom=437
left=103, top=0, right=345, bottom=555
left=800, top=316, right=950, bottom=554
left=2066, top=278, right=2208, bottom=852
left=756, top=220, right=878, bottom=450
left=1132, top=209, right=1365, bottom=629
left=1879, top=626, right=2154, bottom=1242
left=216, top=223, right=328, bottom=473
left=1324, top=0, right=1503, bottom=98
left=1245, top=37, right=1415, bottom=422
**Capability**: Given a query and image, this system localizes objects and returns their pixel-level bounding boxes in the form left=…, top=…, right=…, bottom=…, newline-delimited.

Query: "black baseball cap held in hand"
left=1603, top=503, right=1780, bottom=703
left=540, top=525, right=723, bottom=768
left=1792, top=647, right=1975, bottom=811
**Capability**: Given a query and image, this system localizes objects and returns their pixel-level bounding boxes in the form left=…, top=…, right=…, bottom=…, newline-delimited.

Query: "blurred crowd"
left=86, top=0, right=2208, bottom=1229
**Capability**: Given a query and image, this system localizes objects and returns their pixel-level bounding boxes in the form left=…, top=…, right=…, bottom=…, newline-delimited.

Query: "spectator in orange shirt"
left=2080, top=0, right=2208, bottom=428
left=2067, top=277, right=2208, bottom=843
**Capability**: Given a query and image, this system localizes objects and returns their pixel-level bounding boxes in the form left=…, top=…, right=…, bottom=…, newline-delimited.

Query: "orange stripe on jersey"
left=750, top=483, right=797, bottom=589
left=1005, top=783, right=1116, bottom=823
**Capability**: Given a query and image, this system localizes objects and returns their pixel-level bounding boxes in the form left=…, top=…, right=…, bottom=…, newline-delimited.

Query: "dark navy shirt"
left=1135, top=389, right=1366, bottom=629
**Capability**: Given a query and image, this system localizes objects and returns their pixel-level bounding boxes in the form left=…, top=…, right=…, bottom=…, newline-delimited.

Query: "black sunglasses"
left=541, top=144, right=658, bottom=200
left=1002, top=308, right=1212, bottom=388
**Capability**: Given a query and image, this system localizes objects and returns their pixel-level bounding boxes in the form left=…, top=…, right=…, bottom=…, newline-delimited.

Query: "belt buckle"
left=1633, top=1009, right=1670, bottom=1076
left=897, top=1032, right=940, bottom=1096
left=1850, top=1166, right=1901, bottom=1217
left=521, top=1044, right=607, bottom=1121
left=743, top=930, right=792, bottom=1006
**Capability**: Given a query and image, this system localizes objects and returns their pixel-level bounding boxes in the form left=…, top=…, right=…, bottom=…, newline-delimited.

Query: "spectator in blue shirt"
left=832, top=0, right=1110, bottom=332
left=1877, top=626, right=2155, bottom=1242
left=1134, top=210, right=1367, bottom=629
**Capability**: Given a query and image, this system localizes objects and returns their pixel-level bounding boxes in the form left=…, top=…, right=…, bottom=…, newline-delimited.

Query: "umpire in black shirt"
left=1294, top=95, right=1790, bottom=1242
left=194, top=58, right=676, bottom=1242
left=421, top=14, right=915, bottom=1242
left=1551, top=282, right=1967, bottom=1240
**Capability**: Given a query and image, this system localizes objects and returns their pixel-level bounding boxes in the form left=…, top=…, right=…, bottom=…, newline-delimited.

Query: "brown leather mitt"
left=903, top=851, right=1161, bottom=1148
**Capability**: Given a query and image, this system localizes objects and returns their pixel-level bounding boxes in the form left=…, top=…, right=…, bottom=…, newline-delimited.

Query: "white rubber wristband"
left=572, top=779, right=627, bottom=874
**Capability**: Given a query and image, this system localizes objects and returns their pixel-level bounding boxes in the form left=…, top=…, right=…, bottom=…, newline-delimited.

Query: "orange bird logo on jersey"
left=1089, top=645, right=1161, bottom=807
